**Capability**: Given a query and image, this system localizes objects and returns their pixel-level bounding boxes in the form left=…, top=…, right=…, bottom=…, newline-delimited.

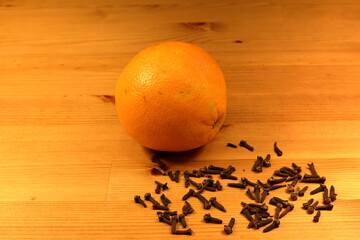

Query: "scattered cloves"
left=260, top=189, right=269, bottom=203
left=307, top=162, right=318, bottom=176
left=323, top=186, right=332, bottom=204
left=267, top=176, right=287, bottom=185
left=195, top=193, right=211, bottom=209
left=182, top=189, right=195, bottom=201
left=302, top=198, right=314, bottom=210
left=210, top=197, right=226, bottom=212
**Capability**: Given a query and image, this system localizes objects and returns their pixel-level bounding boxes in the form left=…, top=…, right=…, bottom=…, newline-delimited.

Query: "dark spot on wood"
left=5, top=4, right=13, bottom=7
left=179, top=22, right=224, bottom=32
left=234, top=40, right=243, bottom=43
left=95, top=95, right=115, bottom=104
left=158, top=91, right=163, bottom=95
left=31, top=197, right=36, bottom=200
left=124, top=90, right=127, bottom=95
left=143, top=96, right=147, bottom=101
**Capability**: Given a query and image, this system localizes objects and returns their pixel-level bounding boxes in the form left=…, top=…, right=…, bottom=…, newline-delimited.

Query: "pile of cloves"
left=133, top=141, right=337, bottom=236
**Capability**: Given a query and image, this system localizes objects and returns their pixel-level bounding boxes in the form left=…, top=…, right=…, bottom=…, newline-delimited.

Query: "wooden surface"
left=1, top=0, right=360, bottom=239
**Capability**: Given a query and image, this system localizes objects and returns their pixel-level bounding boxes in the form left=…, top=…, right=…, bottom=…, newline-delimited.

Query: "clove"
left=239, top=140, right=254, bottom=151
left=210, top=197, right=226, bottom=212
left=307, top=201, right=319, bottom=214
left=204, top=213, right=222, bottom=224
left=295, top=186, right=306, bottom=197
left=274, top=142, right=283, bottom=156
left=134, top=195, right=147, bottom=208
left=302, top=198, right=314, bottom=210
left=279, top=203, right=294, bottom=218
left=307, top=162, right=318, bottom=176
left=310, top=184, right=326, bottom=195
left=330, top=185, right=337, bottom=202
left=182, top=189, right=195, bottom=201
left=315, top=204, right=334, bottom=211
left=313, top=211, right=321, bottom=222
left=224, top=217, right=235, bottom=234
left=228, top=182, right=246, bottom=189
left=227, top=143, right=237, bottom=148
left=323, top=186, right=332, bottom=204
left=160, top=194, right=171, bottom=206
left=263, top=219, right=280, bottom=233
left=246, top=188, right=255, bottom=200
left=178, top=214, right=187, bottom=228
left=301, top=177, right=326, bottom=184
left=260, top=189, right=269, bottom=203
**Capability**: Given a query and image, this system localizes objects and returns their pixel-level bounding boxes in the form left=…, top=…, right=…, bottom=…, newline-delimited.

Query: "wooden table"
left=1, top=0, right=360, bottom=239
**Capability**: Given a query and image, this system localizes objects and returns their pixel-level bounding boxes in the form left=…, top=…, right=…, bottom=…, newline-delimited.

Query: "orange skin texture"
left=115, top=41, right=227, bottom=152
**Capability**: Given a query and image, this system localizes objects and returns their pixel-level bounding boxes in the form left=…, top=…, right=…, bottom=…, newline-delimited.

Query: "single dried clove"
left=307, top=201, right=319, bottom=214
left=254, top=218, right=273, bottom=229
left=155, top=181, right=169, bottom=194
left=241, top=177, right=257, bottom=186
left=260, top=189, right=269, bottom=203
left=274, top=170, right=289, bottom=177
left=246, top=188, right=255, bottom=200
left=220, top=172, right=238, bottom=180
left=228, top=182, right=246, bottom=189
left=203, top=213, right=223, bottom=224
left=310, top=184, right=326, bottom=195
left=195, top=193, right=211, bottom=209
left=323, top=186, right=332, bottom=204
left=302, top=198, right=314, bottom=210
left=178, top=214, right=187, bottom=228
left=267, top=176, right=287, bottom=185
left=182, top=201, right=194, bottom=215
left=252, top=156, right=264, bottom=173
left=274, top=203, right=282, bottom=219
left=263, top=219, right=280, bottom=233
left=160, top=194, right=171, bottom=206
left=134, top=195, right=147, bottom=208
left=182, top=189, right=195, bottom=201
left=254, top=185, right=261, bottom=203
left=307, top=162, right=318, bottom=176
left=227, top=143, right=237, bottom=148
left=313, top=211, right=321, bottom=222
left=292, top=163, right=302, bottom=173
left=209, top=197, right=226, bottom=212
left=301, top=177, right=326, bottom=184
left=330, top=185, right=337, bottom=202
left=144, top=193, right=160, bottom=206
left=174, top=170, right=180, bottom=183
left=268, top=184, right=287, bottom=191
left=298, top=186, right=308, bottom=197
left=274, top=142, right=283, bottom=156
left=173, top=229, right=193, bottom=235
left=224, top=217, right=235, bottom=234
left=263, top=154, right=271, bottom=167
left=279, top=204, right=294, bottom=218
left=167, top=171, right=176, bottom=181
left=315, top=204, right=334, bottom=211
left=289, top=192, right=298, bottom=201
left=239, top=140, right=254, bottom=151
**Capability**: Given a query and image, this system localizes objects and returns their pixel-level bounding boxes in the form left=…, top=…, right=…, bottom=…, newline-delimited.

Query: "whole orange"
left=115, top=41, right=227, bottom=152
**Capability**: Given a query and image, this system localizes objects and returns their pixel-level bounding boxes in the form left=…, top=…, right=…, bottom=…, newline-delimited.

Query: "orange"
left=115, top=41, right=227, bottom=152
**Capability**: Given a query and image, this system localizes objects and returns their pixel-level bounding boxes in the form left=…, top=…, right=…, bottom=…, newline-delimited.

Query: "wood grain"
left=1, top=0, right=360, bottom=239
